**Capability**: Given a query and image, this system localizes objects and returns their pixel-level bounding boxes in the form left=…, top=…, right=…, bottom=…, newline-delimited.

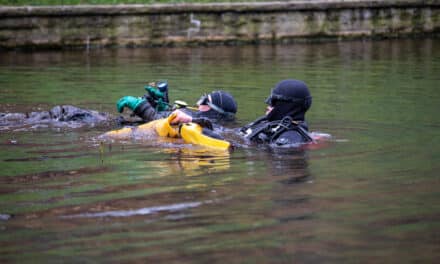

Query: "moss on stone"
left=0, top=1, right=438, bottom=50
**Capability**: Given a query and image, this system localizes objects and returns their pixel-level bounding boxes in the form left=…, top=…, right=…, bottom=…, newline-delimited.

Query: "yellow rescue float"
left=103, top=113, right=231, bottom=151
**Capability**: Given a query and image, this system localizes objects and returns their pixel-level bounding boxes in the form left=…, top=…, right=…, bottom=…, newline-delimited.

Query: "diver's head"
left=196, top=90, right=237, bottom=116
left=265, top=79, right=312, bottom=121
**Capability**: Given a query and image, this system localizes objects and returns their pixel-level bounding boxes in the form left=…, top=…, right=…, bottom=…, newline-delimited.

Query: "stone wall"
left=0, top=0, right=439, bottom=49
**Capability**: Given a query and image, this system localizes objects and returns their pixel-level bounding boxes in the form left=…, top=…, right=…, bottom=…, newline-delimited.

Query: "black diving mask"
left=196, top=94, right=209, bottom=106
left=265, top=90, right=312, bottom=107
left=197, top=94, right=224, bottom=113
left=196, top=93, right=235, bottom=119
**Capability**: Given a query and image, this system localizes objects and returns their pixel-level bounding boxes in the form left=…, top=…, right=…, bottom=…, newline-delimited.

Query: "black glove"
left=192, top=117, right=213, bottom=130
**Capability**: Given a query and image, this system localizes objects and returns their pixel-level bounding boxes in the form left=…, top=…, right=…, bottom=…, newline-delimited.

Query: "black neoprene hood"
left=267, top=79, right=312, bottom=110
left=266, top=79, right=312, bottom=121
left=209, top=91, right=238, bottom=114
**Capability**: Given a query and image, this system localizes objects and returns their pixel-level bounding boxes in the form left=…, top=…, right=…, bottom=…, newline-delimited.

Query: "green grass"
left=0, top=0, right=273, bottom=6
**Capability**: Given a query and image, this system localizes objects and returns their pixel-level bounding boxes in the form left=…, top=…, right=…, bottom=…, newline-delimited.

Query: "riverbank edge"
left=1, top=0, right=439, bottom=50
left=1, top=1, right=438, bottom=16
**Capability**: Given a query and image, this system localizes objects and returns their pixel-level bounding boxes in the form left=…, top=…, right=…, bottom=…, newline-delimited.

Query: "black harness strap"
left=243, top=116, right=313, bottom=144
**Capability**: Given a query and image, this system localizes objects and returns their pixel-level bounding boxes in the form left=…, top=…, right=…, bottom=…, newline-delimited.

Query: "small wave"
left=0, top=214, right=12, bottom=221
left=310, top=132, right=332, bottom=141
left=61, top=201, right=204, bottom=219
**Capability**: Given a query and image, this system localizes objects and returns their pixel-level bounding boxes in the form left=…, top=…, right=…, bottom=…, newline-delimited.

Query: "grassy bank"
left=1, top=0, right=272, bottom=5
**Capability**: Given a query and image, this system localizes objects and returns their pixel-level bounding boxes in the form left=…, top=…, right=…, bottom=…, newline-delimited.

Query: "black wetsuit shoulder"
left=241, top=116, right=312, bottom=146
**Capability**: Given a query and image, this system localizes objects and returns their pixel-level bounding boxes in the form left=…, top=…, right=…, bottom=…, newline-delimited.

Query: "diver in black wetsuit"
left=118, top=90, right=238, bottom=125
left=0, top=87, right=237, bottom=132
left=239, top=79, right=313, bottom=146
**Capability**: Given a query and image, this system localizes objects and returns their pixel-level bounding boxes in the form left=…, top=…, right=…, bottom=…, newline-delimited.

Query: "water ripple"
left=61, top=201, right=206, bottom=219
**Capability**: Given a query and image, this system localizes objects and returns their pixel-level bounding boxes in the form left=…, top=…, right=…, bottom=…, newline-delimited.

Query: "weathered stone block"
left=0, top=1, right=438, bottom=49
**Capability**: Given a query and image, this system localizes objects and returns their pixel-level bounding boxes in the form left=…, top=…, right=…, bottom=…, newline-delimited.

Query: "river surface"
left=0, top=39, right=439, bottom=263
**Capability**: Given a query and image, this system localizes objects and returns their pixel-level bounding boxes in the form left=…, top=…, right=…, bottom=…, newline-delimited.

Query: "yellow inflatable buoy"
left=103, top=126, right=135, bottom=140
left=103, top=113, right=179, bottom=139
left=154, top=113, right=179, bottom=137
left=103, top=113, right=231, bottom=151
left=180, top=122, right=231, bottom=151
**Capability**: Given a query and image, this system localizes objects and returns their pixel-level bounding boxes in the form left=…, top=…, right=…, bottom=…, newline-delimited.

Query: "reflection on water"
left=0, top=39, right=439, bottom=262
left=163, top=147, right=231, bottom=177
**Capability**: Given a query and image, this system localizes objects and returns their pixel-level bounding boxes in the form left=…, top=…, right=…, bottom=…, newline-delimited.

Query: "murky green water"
left=1, top=39, right=439, bottom=263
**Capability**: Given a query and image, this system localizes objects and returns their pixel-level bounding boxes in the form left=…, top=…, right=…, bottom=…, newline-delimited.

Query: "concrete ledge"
left=1, top=1, right=440, bottom=16
left=1, top=0, right=439, bottom=49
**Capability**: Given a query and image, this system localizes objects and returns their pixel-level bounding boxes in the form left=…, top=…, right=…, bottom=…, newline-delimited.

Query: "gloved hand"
left=192, top=117, right=213, bottom=130
left=116, top=96, right=145, bottom=113
left=144, top=85, right=170, bottom=111
left=145, top=86, right=165, bottom=100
